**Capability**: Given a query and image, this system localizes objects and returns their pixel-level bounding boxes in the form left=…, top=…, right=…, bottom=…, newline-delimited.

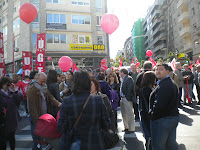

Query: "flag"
left=52, top=62, right=55, bottom=70
left=195, top=59, right=200, bottom=65
left=119, top=58, right=122, bottom=67
left=150, top=57, right=157, bottom=67
left=72, top=62, right=79, bottom=73
left=135, top=57, right=139, bottom=63
left=171, top=58, right=176, bottom=71
left=131, top=58, right=134, bottom=64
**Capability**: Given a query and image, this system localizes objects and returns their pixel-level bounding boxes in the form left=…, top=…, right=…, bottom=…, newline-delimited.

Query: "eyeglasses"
left=66, top=73, right=72, bottom=75
left=6, top=84, right=11, bottom=86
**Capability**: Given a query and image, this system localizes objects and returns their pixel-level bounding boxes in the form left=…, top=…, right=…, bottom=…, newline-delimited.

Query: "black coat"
left=149, top=77, right=179, bottom=121
left=47, top=82, right=62, bottom=117
left=57, top=92, right=110, bottom=150
left=0, top=94, right=6, bottom=137
left=121, top=75, right=135, bottom=102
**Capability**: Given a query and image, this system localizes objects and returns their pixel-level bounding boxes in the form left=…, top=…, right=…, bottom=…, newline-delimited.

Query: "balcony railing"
left=180, top=27, right=191, bottom=37
left=178, top=12, right=189, bottom=23
left=177, top=0, right=188, bottom=9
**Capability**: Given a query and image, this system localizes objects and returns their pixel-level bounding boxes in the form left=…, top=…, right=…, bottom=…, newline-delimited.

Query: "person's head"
left=90, top=77, right=100, bottom=94
left=24, top=75, right=29, bottom=81
left=130, top=63, right=136, bottom=72
left=98, top=73, right=105, bottom=80
left=143, top=61, right=152, bottom=71
left=176, top=62, right=181, bottom=69
left=66, top=70, right=73, bottom=81
left=35, top=72, right=47, bottom=86
left=61, top=74, right=66, bottom=82
left=196, top=64, right=200, bottom=72
left=87, top=69, right=94, bottom=77
left=12, top=74, right=18, bottom=84
left=72, top=71, right=91, bottom=95
left=183, top=64, right=189, bottom=71
left=0, top=77, right=12, bottom=91
left=57, top=73, right=61, bottom=84
left=29, top=71, right=38, bottom=80
left=155, top=63, right=170, bottom=80
left=17, top=74, right=22, bottom=81
left=46, top=70, right=57, bottom=85
left=119, top=68, right=128, bottom=78
left=141, top=71, right=156, bottom=88
left=95, top=68, right=101, bottom=75
left=108, top=72, right=119, bottom=84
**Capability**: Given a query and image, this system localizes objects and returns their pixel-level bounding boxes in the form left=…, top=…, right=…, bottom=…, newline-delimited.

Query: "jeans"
left=150, top=116, right=179, bottom=150
left=70, top=140, right=81, bottom=150
left=29, top=116, right=42, bottom=150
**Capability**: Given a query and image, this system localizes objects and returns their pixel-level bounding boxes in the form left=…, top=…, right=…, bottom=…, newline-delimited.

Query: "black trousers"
left=196, top=84, right=200, bottom=101
left=0, top=131, right=15, bottom=150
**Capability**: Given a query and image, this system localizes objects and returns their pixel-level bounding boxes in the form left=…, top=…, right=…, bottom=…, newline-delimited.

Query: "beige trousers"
left=120, top=97, right=135, bottom=131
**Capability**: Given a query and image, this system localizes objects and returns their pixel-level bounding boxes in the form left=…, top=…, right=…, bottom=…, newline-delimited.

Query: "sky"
left=107, top=0, right=155, bottom=59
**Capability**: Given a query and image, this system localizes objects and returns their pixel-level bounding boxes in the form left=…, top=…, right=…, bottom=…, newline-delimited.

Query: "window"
left=71, top=0, right=90, bottom=6
left=46, top=0, right=59, bottom=3
left=97, top=36, right=103, bottom=44
left=32, top=0, right=39, bottom=9
left=78, top=35, right=91, bottom=44
left=17, top=18, right=20, bottom=28
left=95, top=0, right=102, bottom=12
left=192, top=7, right=195, bottom=15
left=46, top=34, right=67, bottom=44
left=2, top=26, right=7, bottom=36
left=13, top=7, right=16, bottom=13
left=32, top=15, right=39, bottom=28
left=13, top=21, right=16, bottom=31
left=72, top=15, right=90, bottom=25
left=32, top=33, right=37, bottom=49
left=47, top=13, right=66, bottom=23
left=96, top=16, right=102, bottom=26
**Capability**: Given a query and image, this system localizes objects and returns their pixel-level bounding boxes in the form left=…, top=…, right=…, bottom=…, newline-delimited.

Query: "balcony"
left=177, top=0, right=188, bottom=10
left=180, top=27, right=191, bottom=38
left=178, top=12, right=189, bottom=23
left=184, top=43, right=192, bottom=51
left=153, top=43, right=167, bottom=53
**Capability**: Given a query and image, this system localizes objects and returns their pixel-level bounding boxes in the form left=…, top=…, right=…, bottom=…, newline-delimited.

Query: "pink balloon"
left=58, top=56, right=72, bottom=72
left=100, top=13, right=119, bottom=34
left=136, top=62, right=140, bottom=67
left=19, top=3, right=38, bottom=24
left=146, top=50, right=153, bottom=57
left=47, top=56, right=52, bottom=61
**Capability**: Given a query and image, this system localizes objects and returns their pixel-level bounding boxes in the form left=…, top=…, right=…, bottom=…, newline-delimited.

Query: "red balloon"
left=136, top=62, right=140, bottom=67
left=19, top=3, right=38, bottom=24
left=101, top=59, right=106, bottom=64
left=58, top=56, right=72, bottom=72
left=100, top=13, right=119, bottom=34
left=47, top=56, right=52, bottom=61
left=146, top=50, right=153, bottom=57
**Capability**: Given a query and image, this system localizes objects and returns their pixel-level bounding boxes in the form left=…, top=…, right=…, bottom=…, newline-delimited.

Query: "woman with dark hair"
left=0, top=77, right=22, bottom=150
left=47, top=70, right=62, bottom=118
left=98, top=73, right=111, bottom=98
left=57, top=71, right=110, bottom=150
left=91, top=77, right=116, bottom=132
left=59, top=70, right=73, bottom=98
left=139, top=71, right=156, bottom=150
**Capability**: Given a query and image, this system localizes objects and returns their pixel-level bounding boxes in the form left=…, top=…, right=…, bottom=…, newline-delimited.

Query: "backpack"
left=109, top=90, right=119, bottom=111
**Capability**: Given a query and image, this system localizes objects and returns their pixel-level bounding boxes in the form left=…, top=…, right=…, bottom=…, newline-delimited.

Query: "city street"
left=6, top=102, right=200, bottom=150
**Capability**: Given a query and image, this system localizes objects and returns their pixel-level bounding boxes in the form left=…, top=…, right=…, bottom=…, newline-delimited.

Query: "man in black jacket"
left=150, top=63, right=179, bottom=150
left=119, top=68, right=135, bottom=134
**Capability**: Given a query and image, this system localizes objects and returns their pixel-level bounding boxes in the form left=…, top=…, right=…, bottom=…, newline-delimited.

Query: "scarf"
left=33, top=81, right=47, bottom=114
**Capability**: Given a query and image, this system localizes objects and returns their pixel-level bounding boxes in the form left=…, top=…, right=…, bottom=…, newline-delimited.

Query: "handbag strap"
left=72, top=94, right=91, bottom=130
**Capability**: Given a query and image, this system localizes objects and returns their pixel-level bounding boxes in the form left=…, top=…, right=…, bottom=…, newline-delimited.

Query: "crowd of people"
left=0, top=60, right=200, bottom=150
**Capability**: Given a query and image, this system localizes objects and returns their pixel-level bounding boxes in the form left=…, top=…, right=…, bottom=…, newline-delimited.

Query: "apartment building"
left=123, top=36, right=133, bottom=64
left=144, top=0, right=200, bottom=61
left=0, top=0, right=109, bottom=73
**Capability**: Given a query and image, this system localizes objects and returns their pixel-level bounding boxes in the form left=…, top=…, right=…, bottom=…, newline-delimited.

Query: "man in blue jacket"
left=149, top=63, right=179, bottom=150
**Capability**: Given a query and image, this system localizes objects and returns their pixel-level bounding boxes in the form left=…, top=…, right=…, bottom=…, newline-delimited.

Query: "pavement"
left=6, top=102, right=200, bottom=150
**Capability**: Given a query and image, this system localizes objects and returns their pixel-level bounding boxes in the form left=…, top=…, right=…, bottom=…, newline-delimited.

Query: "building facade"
left=0, top=0, right=109, bottom=73
left=123, top=36, right=133, bottom=64
left=143, top=0, right=200, bottom=62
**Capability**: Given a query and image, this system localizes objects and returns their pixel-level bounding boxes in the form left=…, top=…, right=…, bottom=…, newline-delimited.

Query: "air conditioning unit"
left=14, top=47, right=19, bottom=52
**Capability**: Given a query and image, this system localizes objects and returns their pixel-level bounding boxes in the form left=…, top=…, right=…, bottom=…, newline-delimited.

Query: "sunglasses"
left=6, top=84, right=11, bottom=86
